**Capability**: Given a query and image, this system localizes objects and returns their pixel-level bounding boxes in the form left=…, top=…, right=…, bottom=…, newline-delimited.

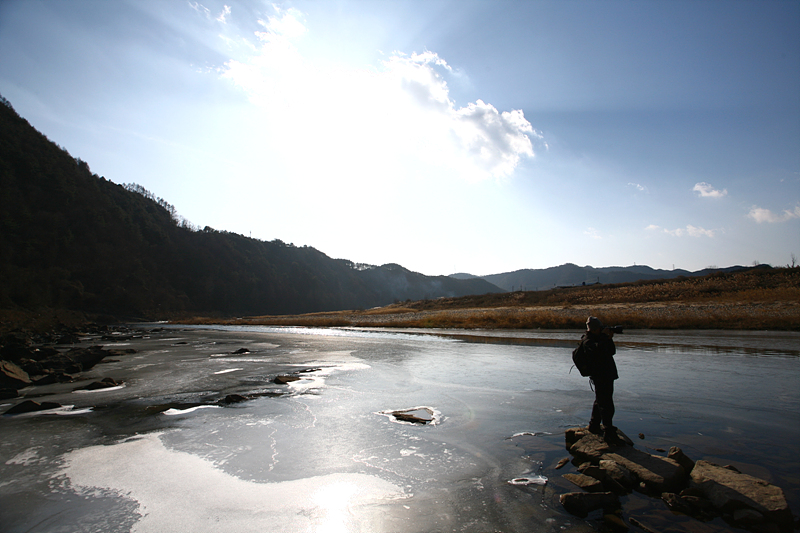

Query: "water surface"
left=1, top=326, right=798, bottom=532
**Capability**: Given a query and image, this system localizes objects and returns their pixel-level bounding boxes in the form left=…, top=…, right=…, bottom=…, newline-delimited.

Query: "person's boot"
left=603, top=426, right=623, bottom=444
left=587, top=423, right=602, bottom=435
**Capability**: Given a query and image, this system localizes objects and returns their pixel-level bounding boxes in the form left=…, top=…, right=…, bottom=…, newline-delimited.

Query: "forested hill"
left=0, top=97, right=501, bottom=319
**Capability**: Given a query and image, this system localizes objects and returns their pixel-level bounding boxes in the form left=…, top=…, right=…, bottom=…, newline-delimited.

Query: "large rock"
left=689, top=460, right=792, bottom=529
left=58, top=346, right=109, bottom=371
left=568, top=432, right=614, bottom=462
left=4, top=400, right=63, bottom=415
left=602, top=448, right=686, bottom=494
left=0, top=333, right=34, bottom=363
left=273, top=375, right=301, bottom=385
left=599, top=458, right=637, bottom=489
left=76, top=377, right=121, bottom=391
left=0, top=360, right=32, bottom=389
left=668, top=446, right=695, bottom=473
left=578, top=464, right=629, bottom=495
left=563, top=473, right=605, bottom=493
left=31, top=346, right=108, bottom=375
left=565, top=427, right=633, bottom=463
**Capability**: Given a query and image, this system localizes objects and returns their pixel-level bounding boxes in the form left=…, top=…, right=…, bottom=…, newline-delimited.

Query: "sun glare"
left=220, top=8, right=536, bottom=187
left=312, top=481, right=360, bottom=533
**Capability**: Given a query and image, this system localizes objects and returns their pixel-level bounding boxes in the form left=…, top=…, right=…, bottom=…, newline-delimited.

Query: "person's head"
left=586, top=316, right=604, bottom=333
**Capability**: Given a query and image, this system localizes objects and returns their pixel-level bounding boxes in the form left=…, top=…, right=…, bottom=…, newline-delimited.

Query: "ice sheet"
left=59, top=432, right=406, bottom=533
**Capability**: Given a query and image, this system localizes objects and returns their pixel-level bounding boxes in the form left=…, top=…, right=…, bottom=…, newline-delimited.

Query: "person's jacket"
left=580, top=332, right=618, bottom=381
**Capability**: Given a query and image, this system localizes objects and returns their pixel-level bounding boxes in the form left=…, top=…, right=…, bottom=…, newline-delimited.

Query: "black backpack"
left=572, top=340, right=593, bottom=377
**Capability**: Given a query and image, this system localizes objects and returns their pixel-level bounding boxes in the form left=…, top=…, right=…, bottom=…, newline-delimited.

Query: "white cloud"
left=748, top=204, right=800, bottom=223
left=216, top=5, right=231, bottom=24
left=584, top=227, right=601, bottom=239
left=628, top=182, right=647, bottom=192
left=693, top=182, right=727, bottom=198
left=647, top=224, right=718, bottom=237
left=220, top=9, right=536, bottom=181
left=189, top=1, right=211, bottom=19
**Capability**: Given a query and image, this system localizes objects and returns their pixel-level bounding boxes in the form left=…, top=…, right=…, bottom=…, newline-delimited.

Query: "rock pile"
left=0, top=328, right=134, bottom=401
left=559, top=427, right=794, bottom=532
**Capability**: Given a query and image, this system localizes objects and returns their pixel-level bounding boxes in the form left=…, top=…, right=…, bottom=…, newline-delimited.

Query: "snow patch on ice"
left=59, top=432, right=407, bottom=533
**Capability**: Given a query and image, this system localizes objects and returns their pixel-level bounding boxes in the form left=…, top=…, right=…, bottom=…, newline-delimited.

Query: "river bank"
left=182, top=268, right=800, bottom=330
left=182, top=300, right=800, bottom=330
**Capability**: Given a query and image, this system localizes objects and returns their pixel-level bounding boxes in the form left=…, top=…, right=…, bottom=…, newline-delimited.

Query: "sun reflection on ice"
left=312, top=481, right=360, bottom=533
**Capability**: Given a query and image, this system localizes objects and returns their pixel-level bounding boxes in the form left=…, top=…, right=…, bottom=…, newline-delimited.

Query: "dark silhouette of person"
left=581, top=316, right=620, bottom=442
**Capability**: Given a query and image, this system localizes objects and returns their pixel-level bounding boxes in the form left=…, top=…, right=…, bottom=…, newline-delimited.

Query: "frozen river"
left=1, top=325, right=798, bottom=532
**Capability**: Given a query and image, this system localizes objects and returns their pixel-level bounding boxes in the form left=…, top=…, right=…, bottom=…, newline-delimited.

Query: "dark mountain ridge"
left=0, top=96, right=501, bottom=319
left=470, top=263, right=749, bottom=292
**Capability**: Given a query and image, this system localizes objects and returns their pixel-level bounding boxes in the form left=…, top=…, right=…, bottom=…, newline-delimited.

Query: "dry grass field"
left=186, top=267, right=800, bottom=330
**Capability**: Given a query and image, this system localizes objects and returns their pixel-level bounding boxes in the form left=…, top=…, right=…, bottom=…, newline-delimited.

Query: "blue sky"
left=1, top=0, right=798, bottom=276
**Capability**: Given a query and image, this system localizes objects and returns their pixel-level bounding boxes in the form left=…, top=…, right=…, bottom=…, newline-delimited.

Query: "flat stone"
left=602, top=448, right=686, bottom=493
left=579, top=465, right=629, bottom=495
left=221, top=394, right=248, bottom=404
left=392, top=412, right=429, bottom=424
left=569, top=433, right=613, bottom=462
left=273, top=375, right=301, bottom=384
left=0, top=360, right=31, bottom=389
left=563, top=473, right=605, bottom=492
left=689, top=460, right=792, bottom=528
left=600, top=458, right=636, bottom=489
left=4, top=400, right=62, bottom=415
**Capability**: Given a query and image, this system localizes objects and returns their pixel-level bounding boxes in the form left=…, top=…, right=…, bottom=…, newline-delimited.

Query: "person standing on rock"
left=581, top=316, right=620, bottom=442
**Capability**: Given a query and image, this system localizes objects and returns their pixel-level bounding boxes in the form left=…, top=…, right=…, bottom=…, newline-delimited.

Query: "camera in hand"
left=606, top=326, right=624, bottom=334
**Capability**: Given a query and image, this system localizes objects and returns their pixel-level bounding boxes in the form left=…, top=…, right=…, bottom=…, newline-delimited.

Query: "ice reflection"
left=312, top=481, right=358, bottom=533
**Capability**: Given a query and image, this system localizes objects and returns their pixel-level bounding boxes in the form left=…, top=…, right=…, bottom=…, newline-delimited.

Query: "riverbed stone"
left=391, top=412, right=430, bottom=424
left=4, top=400, right=63, bottom=415
left=689, top=460, right=792, bottom=529
left=579, top=464, right=629, bottom=495
left=568, top=432, right=613, bottom=462
left=273, top=375, right=301, bottom=384
left=668, top=446, right=695, bottom=473
left=600, top=458, right=636, bottom=489
left=563, top=473, right=605, bottom=492
left=221, top=394, right=248, bottom=404
left=0, top=360, right=31, bottom=389
left=76, top=377, right=121, bottom=391
left=602, top=448, right=686, bottom=494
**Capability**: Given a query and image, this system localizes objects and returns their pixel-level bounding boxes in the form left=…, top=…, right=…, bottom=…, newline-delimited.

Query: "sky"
left=1, top=0, right=798, bottom=276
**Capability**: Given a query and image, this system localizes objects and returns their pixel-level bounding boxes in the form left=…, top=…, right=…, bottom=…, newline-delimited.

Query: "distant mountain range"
left=450, top=263, right=748, bottom=292
left=0, top=95, right=749, bottom=320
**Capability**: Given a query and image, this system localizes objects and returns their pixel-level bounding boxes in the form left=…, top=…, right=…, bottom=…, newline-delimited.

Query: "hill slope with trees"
left=0, top=96, right=501, bottom=322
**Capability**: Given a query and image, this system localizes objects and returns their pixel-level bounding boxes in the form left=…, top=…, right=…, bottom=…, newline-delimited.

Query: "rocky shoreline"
left=558, top=427, right=796, bottom=533
left=0, top=326, right=137, bottom=407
